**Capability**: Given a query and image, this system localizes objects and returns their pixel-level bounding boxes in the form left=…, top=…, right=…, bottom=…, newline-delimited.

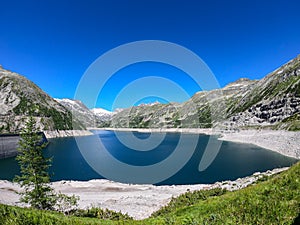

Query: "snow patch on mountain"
left=91, top=108, right=115, bottom=121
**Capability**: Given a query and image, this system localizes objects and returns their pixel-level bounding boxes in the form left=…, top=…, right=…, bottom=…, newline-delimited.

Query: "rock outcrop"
left=0, top=67, right=85, bottom=133
left=224, top=54, right=300, bottom=130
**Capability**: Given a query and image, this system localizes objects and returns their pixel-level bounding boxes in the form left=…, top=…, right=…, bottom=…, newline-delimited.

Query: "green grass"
left=0, top=205, right=133, bottom=225
left=150, top=188, right=228, bottom=218
left=0, top=162, right=299, bottom=224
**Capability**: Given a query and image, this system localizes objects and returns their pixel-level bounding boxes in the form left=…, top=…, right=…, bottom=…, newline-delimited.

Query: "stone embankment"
left=43, top=130, right=93, bottom=139
left=0, top=130, right=93, bottom=159
left=0, top=132, right=47, bottom=159
left=0, top=134, right=20, bottom=158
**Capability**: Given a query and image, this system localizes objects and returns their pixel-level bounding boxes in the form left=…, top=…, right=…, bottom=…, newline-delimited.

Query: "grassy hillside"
left=0, top=162, right=299, bottom=224
left=146, top=162, right=300, bottom=224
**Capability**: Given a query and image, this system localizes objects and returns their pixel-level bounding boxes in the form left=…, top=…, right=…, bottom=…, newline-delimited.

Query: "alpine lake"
left=0, top=130, right=297, bottom=185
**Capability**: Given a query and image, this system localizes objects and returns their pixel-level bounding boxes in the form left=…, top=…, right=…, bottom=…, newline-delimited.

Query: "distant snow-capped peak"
left=55, top=98, right=78, bottom=105
left=91, top=108, right=113, bottom=115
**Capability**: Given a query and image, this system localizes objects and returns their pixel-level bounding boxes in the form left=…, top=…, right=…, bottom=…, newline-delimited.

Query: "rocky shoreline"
left=0, top=167, right=289, bottom=220
left=43, top=130, right=94, bottom=139
left=219, top=129, right=300, bottom=159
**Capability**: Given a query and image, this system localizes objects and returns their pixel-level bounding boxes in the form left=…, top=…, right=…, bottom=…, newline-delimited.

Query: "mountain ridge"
left=1, top=54, right=299, bottom=133
left=107, top=54, right=300, bottom=130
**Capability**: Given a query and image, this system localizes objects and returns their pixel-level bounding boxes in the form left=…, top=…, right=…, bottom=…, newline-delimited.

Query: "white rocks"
left=0, top=82, right=20, bottom=115
left=44, top=130, right=93, bottom=139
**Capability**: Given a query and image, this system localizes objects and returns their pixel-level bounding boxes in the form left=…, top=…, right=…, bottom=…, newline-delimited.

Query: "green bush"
left=70, top=207, right=133, bottom=220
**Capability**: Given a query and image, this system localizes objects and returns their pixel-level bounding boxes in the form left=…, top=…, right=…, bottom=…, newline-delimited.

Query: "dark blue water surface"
left=0, top=130, right=297, bottom=185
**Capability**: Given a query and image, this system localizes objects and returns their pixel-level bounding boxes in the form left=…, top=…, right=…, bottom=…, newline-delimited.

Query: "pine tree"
left=14, top=117, right=56, bottom=210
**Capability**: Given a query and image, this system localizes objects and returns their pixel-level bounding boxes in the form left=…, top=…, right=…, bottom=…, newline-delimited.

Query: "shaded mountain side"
left=0, top=67, right=84, bottom=134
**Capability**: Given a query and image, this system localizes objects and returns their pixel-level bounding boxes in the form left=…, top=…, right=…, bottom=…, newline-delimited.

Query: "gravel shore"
left=218, top=129, right=300, bottom=159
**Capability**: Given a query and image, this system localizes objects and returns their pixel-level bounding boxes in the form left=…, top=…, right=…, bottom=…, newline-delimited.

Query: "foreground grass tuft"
left=151, top=188, right=227, bottom=217
left=0, top=204, right=131, bottom=225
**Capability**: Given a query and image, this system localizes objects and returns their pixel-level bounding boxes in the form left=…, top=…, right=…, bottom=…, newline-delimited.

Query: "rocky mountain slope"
left=56, top=98, right=114, bottom=127
left=1, top=54, right=299, bottom=133
left=55, top=98, right=97, bottom=127
left=224, top=54, right=300, bottom=130
left=108, top=78, right=257, bottom=129
left=107, top=55, right=300, bottom=131
left=91, top=108, right=114, bottom=121
left=0, top=66, right=84, bottom=133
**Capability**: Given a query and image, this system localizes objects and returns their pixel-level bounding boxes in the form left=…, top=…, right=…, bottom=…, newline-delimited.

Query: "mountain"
left=1, top=54, right=299, bottom=133
left=108, top=55, right=300, bottom=131
left=55, top=98, right=98, bottom=127
left=91, top=108, right=115, bottom=122
left=109, top=78, right=257, bottom=129
left=0, top=67, right=84, bottom=133
left=224, top=54, right=300, bottom=130
left=56, top=99, right=114, bottom=127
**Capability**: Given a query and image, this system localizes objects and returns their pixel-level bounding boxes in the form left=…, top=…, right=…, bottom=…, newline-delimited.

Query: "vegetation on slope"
left=106, top=55, right=300, bottom=130
left=0, top=205, right=129, bottom=225
left=0, top=161, right=299, bottom=224
left=275, top=113, right=300, bottom=131
left=229, top=56, right=300, bottom=116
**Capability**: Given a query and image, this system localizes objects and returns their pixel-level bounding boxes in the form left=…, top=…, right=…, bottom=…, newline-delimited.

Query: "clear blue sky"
left=0, top=0, right=300, bottom=111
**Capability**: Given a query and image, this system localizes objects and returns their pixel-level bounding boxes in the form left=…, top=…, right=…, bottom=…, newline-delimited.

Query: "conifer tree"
left=14, top=117, right=55, bottom=210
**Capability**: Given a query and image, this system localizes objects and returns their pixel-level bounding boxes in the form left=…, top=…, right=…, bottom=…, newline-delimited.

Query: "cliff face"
left=108, top=55, right=300, bottom=131
left=0, top=67, right=84, bottom=134
left=224, top=55, right=300, bottom=130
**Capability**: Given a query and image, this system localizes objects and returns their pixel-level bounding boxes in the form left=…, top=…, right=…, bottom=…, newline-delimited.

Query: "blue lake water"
left=0, top=130, right=297, bottom=185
